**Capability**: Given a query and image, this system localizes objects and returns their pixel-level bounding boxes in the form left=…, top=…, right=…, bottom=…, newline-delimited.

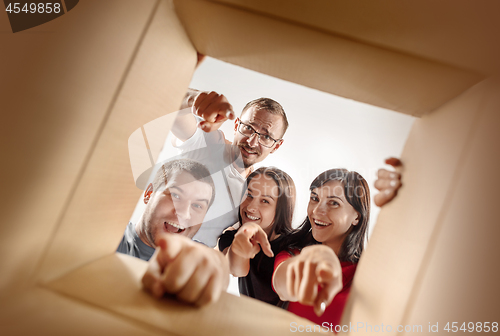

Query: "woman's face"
left=307, top=180, right=359, bottom=251
left=240, top=174, right=279, bottom=236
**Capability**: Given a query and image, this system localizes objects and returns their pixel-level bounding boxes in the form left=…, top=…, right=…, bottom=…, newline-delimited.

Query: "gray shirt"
left=116, top=222, right=155, bottom=261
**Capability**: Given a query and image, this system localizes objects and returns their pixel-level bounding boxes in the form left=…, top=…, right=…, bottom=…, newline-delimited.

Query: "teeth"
left=246, top=214, right=260, bottom=221
left=314, top=219, right=330, bottom=226
left=166, top=222, right=185, bottom=230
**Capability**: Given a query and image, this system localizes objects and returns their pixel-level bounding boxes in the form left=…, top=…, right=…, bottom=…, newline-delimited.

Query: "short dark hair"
left=152, top=159, right=216, bottom=208
left=241, top=98, right=289, bottom=137
left=239, top=167, right=296, bottom=237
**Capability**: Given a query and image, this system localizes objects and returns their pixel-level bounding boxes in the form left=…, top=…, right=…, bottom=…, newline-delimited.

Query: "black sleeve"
left=218, top=229, right=237, bottom=252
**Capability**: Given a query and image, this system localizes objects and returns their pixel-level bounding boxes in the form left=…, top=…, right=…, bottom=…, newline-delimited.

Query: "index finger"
left=194, top=92, right=234, bottom=122
left=156, top=233, right=185, bottom=266
left=313, top=263, right=342, bottom=316
left=252, top=228, right=273, bottom=258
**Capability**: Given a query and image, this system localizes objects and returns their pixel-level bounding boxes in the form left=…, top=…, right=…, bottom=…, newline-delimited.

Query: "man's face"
left=142, top=171, right=212, bottom=246
left=233, top=107, right=284, bottom=168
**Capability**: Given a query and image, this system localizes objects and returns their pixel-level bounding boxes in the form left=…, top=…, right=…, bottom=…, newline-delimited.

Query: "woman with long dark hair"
left=218, top=166, right=296, bottom=306
left=272, top=168, right=371, bottom=326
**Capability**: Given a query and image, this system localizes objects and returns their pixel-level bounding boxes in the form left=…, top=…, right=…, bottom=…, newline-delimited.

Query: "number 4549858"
left=444, top=322, right=498, bottom=332
left=5, top=3, right=61, bottom=14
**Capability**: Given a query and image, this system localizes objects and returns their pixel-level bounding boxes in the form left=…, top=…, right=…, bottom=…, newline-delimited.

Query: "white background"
left=188, top=57, right=415, bottom=235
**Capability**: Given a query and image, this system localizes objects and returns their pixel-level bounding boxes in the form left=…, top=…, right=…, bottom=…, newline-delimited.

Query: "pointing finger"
left=314, top=263, right=342, bottom=316
left=253, top=228, right=273, bottom=258
left=157, top=233, right=184, bottom=265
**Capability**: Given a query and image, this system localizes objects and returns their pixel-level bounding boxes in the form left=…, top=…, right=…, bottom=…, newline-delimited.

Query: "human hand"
left=285, top=245, right=343, bottom=317
left=231, top=222, right=274, bottom=259
left=142, top=233, right=229, bottom=306
left=374, top=157, right=403, bottom=207
left=192, top=91, right=235, bottom=133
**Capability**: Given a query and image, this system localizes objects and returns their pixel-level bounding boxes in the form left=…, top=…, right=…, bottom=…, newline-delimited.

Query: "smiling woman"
left=272, top=169, right=371, bottom=326
left=218, top=166, right=296, bottom=305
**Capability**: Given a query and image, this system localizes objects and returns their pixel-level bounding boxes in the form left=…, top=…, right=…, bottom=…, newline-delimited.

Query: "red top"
left=273, top=249, right=357, bottom=327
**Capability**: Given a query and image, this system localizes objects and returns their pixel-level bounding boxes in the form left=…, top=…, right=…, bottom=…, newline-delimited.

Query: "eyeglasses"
left=237, top=120, right=281, bottom=148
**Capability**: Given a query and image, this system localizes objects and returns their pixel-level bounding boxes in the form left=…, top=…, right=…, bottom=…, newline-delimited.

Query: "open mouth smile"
left=164, top=221, right=186, bottom=234
left=245, top=212, right=260, bottom=221
left=313, top=219, right=331, bottom=227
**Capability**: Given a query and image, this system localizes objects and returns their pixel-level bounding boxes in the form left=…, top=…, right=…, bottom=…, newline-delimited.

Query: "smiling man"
left=117, top=158, right=229, bottom=306
left=117, top=159, right=215, bottom=261
left=232, top=101, right=286, bottom=173
left=175, top=92, right=287, bottom=175
left=171, top=92, right=288, bottom=246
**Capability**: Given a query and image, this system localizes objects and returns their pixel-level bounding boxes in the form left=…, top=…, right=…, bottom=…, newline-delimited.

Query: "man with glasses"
left=171, top=91, right=288, bottom=246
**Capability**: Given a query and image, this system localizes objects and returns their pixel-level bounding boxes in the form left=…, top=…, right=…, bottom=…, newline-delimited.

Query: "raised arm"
left=142, top=233, right=229, bottom=306
left=226, top=222, right=273, bottom=277
left=273, top=245, right=343, bottom=316
left=172, top=89, right=235, bottom=142
left=171, top=88, right=200, bottom=141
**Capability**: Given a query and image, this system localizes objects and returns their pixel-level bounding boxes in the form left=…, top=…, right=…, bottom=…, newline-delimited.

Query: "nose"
left=312, top=201, right=327, bottom=216
left=246, top=197, right=259, bottom=213
left=174, top=201, right=191, bottom=222
left=246, top=132, right=259, bottom=147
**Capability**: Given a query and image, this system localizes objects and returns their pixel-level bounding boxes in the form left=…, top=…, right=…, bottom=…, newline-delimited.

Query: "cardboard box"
left=1, top=0, right=499, bottom=334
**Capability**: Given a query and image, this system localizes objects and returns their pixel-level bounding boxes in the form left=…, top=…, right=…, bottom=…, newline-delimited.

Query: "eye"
left=310, top=195, right=318, bottom=202
left=262, top=199, right=270, bottom=204
left=171, top=192, right=180, bottom=200
left=329, top=200, right=339, bottom=206
left=246, top=192, right=253, bottom=199
left=192, top=203, right=203, bottom=210
left=243, top=125, right=252, bottom=131
left=262, top=134, right=271, bottom=141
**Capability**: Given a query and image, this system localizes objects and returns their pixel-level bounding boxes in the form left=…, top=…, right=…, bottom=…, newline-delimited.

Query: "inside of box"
left=3, top=0, right=499, bottom=335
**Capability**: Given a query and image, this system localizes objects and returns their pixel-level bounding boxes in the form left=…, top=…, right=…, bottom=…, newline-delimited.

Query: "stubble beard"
left=236, top=143, right=261, bottom=169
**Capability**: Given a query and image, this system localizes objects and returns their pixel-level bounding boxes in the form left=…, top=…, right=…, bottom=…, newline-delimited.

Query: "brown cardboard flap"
left=175, top=0, right=482, bottom=117
left=0, top=286, right=167, bottom=336
left=343, top=78, right=500, bottom=334
left=44, top=253, right=323, bottom=336
left=34, top=0, right=197, bottom=284
left=210, top=0, right=500, bottom=76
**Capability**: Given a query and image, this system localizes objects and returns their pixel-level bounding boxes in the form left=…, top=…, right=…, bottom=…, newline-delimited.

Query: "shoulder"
left=217, top=222, right=240, bottom=252
left=116, top=222, right=136, bottom=255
